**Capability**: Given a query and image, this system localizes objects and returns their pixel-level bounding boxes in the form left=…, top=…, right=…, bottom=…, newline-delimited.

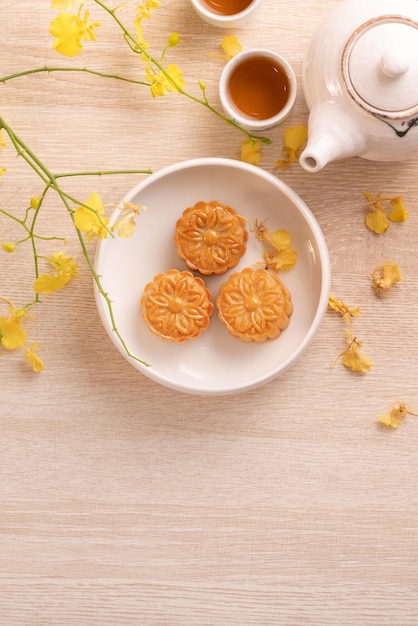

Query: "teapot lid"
left=342, top=15, right=418, bottom=118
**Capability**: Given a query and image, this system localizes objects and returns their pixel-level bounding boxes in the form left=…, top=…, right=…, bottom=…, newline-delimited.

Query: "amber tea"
left=202, top=0, right=253, bottom=15
left=227, top=55, right=290, bottom=120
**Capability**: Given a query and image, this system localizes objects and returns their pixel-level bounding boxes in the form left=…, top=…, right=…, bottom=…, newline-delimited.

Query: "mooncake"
left=174, top=200, right=248, bottom=275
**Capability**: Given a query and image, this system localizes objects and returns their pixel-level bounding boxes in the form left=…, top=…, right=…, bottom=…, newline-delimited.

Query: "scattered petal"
left=328, top=295, right=360, bottom=324
left=275, top=125, right=308, bottom=169
left=366, top=207, right=389, bottom=234
left=332, top=329, right=372, bottom=372
left=24, top=344, right=44, bottom=372
left=363, top=191, right=409, bottom=232
left=378, top=401, right=418, bottom=429
left=371, top=261, right=402, bottom=295
left=389, top=195, right=409, bottom=222
left=241, top=139, right=261, bottom=166
left=221, top=35, right=242, bottom=60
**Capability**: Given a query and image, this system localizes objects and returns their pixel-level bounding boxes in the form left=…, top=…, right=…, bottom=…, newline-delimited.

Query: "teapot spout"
left=299, top=103, right=368, bottom=173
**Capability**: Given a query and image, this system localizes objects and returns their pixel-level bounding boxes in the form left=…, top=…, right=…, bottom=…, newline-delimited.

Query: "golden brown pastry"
left=174, top=200, right=248, bottom=275
left=216, top=267, right=293, bottom=342
left=141, top=269, right=214, bottom=342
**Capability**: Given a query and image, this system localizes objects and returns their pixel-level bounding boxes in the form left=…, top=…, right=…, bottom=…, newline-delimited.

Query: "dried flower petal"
left=24, top=343, right=44, bottom=372
left=275, top=125, right=308, bottom=169
left=264, top=247, right=297, bottom=272
left=328, top=295, right=360, bottom=324
left=332, top=329, right=372, bottom=372
left=378, top=401, right=418, bottom=429
left=241, top=139, right=261, bottom=166
left=363, top=191, right=409, bottom=232
left=371, top=261, right=402, bottom=294
left=221, top=35, right=242, bottom=60
left=388, top=196, right=409, bottom=222
left=366, top=207, right=389, bottom=234
left=256, top=226, right=297, bottom=272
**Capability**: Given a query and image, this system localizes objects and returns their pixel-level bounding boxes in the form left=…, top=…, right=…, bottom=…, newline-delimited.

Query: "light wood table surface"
left=1, top=1, right=418, bottom=624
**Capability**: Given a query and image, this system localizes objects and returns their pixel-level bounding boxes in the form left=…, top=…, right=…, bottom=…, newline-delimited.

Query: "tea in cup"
left=219, top=49, right=297, bottom=131
left=191, top=0, right=262, bottom=28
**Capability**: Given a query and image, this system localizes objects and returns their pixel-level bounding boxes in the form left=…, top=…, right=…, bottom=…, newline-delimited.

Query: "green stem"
left=0, top=66, right=149, bottom=88
left=91, top=0, right=271, bottom=145
left=75, top=228, right=150, bottom=367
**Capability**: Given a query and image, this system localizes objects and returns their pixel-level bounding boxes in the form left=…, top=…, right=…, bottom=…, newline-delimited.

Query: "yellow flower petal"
left=221, top=35, right=242, bottom=60
left=34, top=272, right=71, bottom=296
left=275, top=125, right=308, bottom=169
left=378, top=402, right=418, bottom=429
left=371, top=261, right=402, bottom=294
left=240, top=139, right=261, bottom=166
left=366, top=208, right=389, bottom=234
left=50, top=12, right=83, bottom=57
left=33, top=252, right=78, bottom=295
left=264, top=247, right=297, bottom=272
left=264, top=229, right=291, bottom=251
left=0, top=317, right=26, bottom=350
left=73, top=192, right=109, bottom=241
left=24, top=344, right=44, bottom=372
left=283, top=125, right=308, bottom=152
left=332, top=330, right=372, bottom=372
left=2, top=243, right=16, bottom=253
left=51, top=0, right=75, bottom=9
left=328, top=295, right=360, bottom=324
left=388, top=196, right=409, bottom=222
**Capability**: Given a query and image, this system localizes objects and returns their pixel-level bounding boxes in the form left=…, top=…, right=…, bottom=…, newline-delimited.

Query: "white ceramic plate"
left=94, top=158, right=330, bottom=395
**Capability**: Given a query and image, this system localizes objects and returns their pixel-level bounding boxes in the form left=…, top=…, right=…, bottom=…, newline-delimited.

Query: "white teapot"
left=299, top=0, right=418, bottom=172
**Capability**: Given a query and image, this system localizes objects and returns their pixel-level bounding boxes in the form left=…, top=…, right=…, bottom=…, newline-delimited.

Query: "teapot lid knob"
left=342, top=16, right=418, bottom=118
left=381, top=50, right=410, bottom=78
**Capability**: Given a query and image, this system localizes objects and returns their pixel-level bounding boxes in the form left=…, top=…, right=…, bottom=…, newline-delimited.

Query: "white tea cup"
left=191, top=0, right=263, bottom=29
left=219, top=48, right=297, bottom=132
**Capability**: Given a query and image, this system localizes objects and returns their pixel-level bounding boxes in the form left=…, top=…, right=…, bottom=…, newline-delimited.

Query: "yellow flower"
left=112, top=202, right=145, bottom=238
left=328, top=295, right=360, bottom=324
left=146, top=64, right=184, bottom=97
left=366, top=207, right=389, bottom=234
left=135, top=0, right=160, bottom=51
left=276, top=125, right=308, bottom=169
left=50, top=6, right=100, bottom=57
left=24, top=344, right=44, bottom=373
left=388, top=195, right=409, bottom=222
left=167, top=32, right=182, bottom=48
left=371, top=261, right=402, bottom=295
left=136, top=0, right=160, bottom=20
left=221, top=35, right=242, bottom=60
left=34, top=252, right=79, bottom=296
left=30, top=196, right=41, bottom=209
left=0, top=298, right=42, bottom=371
left=51, top=0, right=76, bottom=8
left=0, top=129, right=7, bottom=175
left=378, top=402, right=418, bottom=429
left=256, top=224, right=297, bottom=272
left=0, top=298, right=28, bottom=350
left=363, top=192, right=408, bottom=233
left=2, top=243, right=16, bottom=253
left=264, top=247, right=297, bottom=272
left=241, top=139, right=261, bottom=166
left=73, top=192, right=109, bottom=242
left=332, top=329, right=372, bottom=373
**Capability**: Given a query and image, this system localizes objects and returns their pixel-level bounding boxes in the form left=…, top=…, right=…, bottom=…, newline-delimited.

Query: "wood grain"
left=1, top=1, right=418, bottom=624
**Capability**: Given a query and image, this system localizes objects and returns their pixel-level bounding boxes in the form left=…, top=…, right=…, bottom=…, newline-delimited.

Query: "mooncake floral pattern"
left=141, top=269, right=214, bottom=342
left=174, top=200, right=248, bottom=275
left=216, top=267, right=293, bottom=342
